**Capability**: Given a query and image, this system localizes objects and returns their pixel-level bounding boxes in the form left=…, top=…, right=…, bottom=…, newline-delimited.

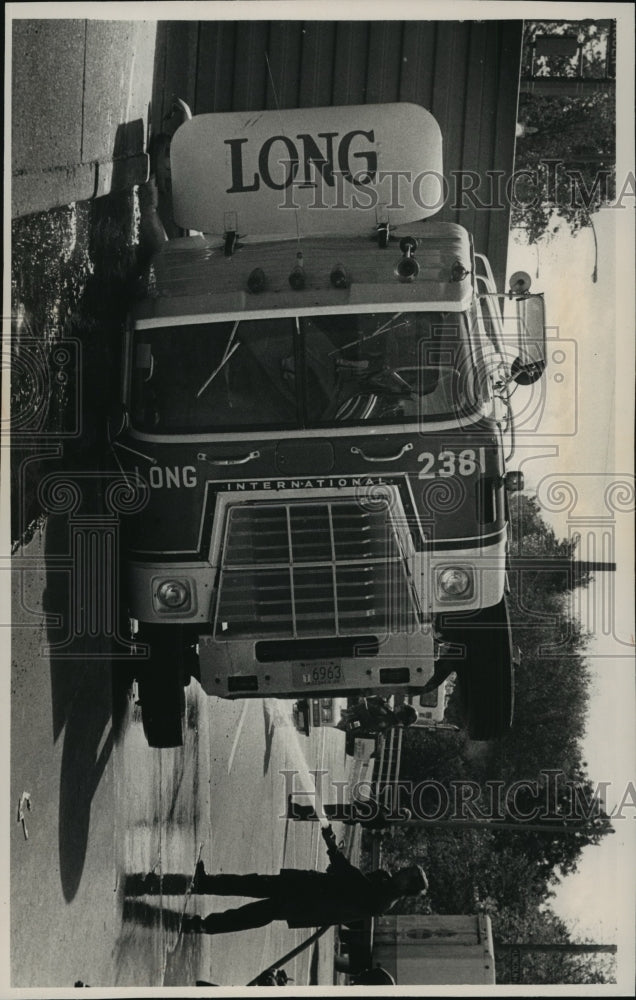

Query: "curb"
left=12, top=152, right=149, bottom=219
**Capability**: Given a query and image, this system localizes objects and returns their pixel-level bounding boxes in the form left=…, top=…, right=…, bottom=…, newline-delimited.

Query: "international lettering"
left=223, top=476, right=386, bottom=491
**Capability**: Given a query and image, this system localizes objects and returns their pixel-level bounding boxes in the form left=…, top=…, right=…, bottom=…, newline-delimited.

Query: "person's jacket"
left=278, top=849, right=401, bottom=928
left=351, top=696, right=400, bottom=734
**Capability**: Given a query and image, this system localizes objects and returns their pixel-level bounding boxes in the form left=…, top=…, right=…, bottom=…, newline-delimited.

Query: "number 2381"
left=417, top=447, right=485, bottom=478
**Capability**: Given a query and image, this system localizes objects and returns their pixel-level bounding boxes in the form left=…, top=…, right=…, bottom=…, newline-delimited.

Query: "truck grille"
left=214, top=499, right=418, bottom=638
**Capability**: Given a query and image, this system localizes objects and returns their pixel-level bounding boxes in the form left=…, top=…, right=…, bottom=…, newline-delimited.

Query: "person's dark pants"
left=125, top=871, right=283, bottom=897
left=181, top=875, right=286, bottom=934
left=197, top=873, right=282, bottom=896
left=125, top=872, right=191, bottom=895
left=186, top=898, right=283, bottom=934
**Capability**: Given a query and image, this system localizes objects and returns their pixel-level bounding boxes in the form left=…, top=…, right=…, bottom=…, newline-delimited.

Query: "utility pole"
left=519, top=78, right=615, bottom=96
left=495, top=943, right=617, bottom=954
left=287, top=802, right=614, bottom=835
left=496, top=941, right=617, bottom=983
left=507, top=558, right=616, bottom=573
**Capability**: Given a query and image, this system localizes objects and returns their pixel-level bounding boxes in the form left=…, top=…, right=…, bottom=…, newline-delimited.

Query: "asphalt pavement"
left=9, top=17, right=358, bottom=986
left=10, top=522, right=352, bottom=987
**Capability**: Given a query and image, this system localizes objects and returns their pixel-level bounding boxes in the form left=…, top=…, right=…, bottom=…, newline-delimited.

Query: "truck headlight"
left=437, top=567, right=474, bottom=600
left=155, top=579, right=191, bottom=610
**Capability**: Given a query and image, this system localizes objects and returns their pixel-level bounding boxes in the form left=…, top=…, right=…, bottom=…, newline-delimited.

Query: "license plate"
left=291, top=661, right=345, bottom=687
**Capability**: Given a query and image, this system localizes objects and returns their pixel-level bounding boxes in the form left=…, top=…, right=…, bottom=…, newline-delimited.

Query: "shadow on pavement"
left=122, top=899, right=184, bottom=934
left=263, top=702, right=276, bottom=775
left=57, top=668, right=114, bottom=902
left=30, top=179, right=152, bottom=901
left=44, top=508, right=133, bottom=902
left=124, top=872, right=193, bottom=896
left=309, top=942, right=320, bottom=984
left=164, top=920, right=201, bottom=988
left=110, top=118, right=147, bottom=191
left=123, top=898, right=232, bottom=987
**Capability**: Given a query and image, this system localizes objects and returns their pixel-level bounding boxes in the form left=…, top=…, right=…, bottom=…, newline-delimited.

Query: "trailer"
left=338, top=912, right=496, bottom=985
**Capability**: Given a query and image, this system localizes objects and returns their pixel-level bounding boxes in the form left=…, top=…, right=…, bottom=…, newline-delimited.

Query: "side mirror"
left=513, top=293, right=546, bottom=381
left=504, top=470, right=525, bottom=492
left=508, top=270, right=532, bottom=295
left=511, top=356, right=546, bottom=385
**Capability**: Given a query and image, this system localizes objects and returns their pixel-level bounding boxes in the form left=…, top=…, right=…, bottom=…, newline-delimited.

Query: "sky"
left=505, top=204, right=635, bottom=957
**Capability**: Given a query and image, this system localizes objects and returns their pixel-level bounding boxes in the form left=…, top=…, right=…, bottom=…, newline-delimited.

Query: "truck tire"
left=438, top=599, right=514, bottom=740
left=136, top=625, right=186, bottom=748
left=457, top=651, right=514, bottom=740
left=352, top=966, right=396, bottom=986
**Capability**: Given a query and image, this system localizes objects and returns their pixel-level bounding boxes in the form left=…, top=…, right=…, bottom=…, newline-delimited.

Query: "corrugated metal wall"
left=152, top=20, right=522, bottom=288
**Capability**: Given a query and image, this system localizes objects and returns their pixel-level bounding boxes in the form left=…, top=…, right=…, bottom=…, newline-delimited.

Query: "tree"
left=508, top=493, right=592, bottom=593
left=398, top=726, right=468, bottom=787
left=493, top=906, right=616, bottom=984
left=513, top=21, right=615, bottom=243
left=512, top=93, right=615, bottom=243
left=362, top=490, right=613, bottom=975
left=521, top=20, right=614, bottom=80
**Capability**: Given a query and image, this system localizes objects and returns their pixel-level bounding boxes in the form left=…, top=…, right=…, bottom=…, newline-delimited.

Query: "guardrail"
left=372, top=728, right=403, bottom=809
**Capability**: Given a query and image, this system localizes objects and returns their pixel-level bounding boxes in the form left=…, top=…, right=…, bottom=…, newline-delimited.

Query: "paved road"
left=9, top=17, right=354, bottom=987
left=10, top=524, right=349, bottom=987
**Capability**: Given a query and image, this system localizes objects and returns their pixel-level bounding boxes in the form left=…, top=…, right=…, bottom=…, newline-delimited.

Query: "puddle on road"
left=113, top=681, right=211, bottom=986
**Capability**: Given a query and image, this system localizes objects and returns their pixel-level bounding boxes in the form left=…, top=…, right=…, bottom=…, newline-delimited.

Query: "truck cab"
left=114, top=103, right=546, bottom=747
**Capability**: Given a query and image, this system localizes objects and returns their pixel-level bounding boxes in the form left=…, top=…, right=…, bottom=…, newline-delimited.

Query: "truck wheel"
left=438, top=599, right=514, bottom=740
left=136, top=625, right=186, bottom=748
left=456, top=652, right=514, bottom=740
left=352, top=966, right=396, bottom=986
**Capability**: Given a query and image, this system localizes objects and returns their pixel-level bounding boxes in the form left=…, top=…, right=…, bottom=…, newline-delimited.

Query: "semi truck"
left=112, top=102, right=547, bottom=747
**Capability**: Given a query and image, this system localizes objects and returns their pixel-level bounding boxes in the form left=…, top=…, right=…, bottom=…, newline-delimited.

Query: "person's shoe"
left=181, top=914, right=204, bottom=934
left=124, top=872, right=161, bottom=895
left=287, top=795, right=316, bottom=820
left=192, top=859, right=207, bottom=893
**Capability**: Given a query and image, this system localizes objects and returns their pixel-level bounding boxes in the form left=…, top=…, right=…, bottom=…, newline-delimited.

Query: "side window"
left=465, top=299, right=497, bottom=402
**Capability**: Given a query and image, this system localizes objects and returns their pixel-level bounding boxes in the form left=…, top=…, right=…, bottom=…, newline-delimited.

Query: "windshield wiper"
left=328, top=313, right=407, bottom=356
left=197, top=321, right=240, bottom=398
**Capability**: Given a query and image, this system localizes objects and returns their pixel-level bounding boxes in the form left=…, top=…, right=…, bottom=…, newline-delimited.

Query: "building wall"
left=152, top=19, right=523, bottom=288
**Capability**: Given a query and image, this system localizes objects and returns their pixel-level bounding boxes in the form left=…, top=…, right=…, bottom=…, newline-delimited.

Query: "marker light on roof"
left=289, top=252, right=305, bottom=290
left=247, top=267, right=266, bottom=293
left=330, top=264, right=349, bottom=289
left=395, top=235, right=419, bottom=282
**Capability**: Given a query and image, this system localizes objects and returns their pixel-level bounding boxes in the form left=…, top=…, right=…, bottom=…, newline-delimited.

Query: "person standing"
left=336, top=695, right=418, bottom=736
left=128, top=826, right=428, bottom=935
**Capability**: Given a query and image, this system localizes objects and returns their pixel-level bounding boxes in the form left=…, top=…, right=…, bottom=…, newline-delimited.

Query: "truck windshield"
left=131, top=311, right=479, bottom=433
